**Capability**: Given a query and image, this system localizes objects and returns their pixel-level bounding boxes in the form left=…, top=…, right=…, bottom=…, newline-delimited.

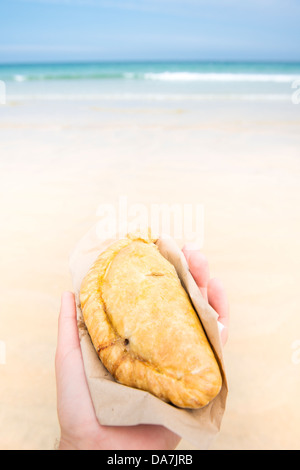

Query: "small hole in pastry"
left=146, top=272, right=164, bottom=276
left=124, top=339, right=129, bottom=346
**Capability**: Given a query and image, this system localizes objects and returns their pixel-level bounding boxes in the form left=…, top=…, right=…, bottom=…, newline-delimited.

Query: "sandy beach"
left=0, top=95, right=300, bottom=450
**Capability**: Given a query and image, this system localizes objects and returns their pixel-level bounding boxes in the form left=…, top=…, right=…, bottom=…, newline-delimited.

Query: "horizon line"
left=1, top=58, right=300, bottom=67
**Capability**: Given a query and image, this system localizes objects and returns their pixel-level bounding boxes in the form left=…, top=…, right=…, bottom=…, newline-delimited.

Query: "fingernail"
left=217, top=321, right=225, bottom=333
left=183, top=243, right=201, bottom=251
left=160, top=233, right=172, bottom=240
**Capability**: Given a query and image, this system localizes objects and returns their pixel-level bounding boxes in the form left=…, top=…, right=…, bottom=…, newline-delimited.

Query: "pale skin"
left=55, top=245, right=229, bottom=450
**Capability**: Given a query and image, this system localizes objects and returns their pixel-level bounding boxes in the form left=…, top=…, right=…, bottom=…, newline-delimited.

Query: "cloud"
left=10, top=0, right=215, bottom=20
left=16, top=0, right=197, bottom=8
left=0, top=44, right=104, bottom=53
left=13, top=0, right=236, bottom=14
left=14, top=0, right=300, bottom=18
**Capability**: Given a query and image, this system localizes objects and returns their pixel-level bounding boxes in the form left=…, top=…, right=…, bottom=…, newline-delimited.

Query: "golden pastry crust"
left=80, top=232, right=222, bottom=409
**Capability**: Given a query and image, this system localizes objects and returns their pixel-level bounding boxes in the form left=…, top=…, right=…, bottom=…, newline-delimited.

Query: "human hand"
left=55, top=290, right=181, bottom=450
left=55, top=247, right=229, bottom=450
left=182, top=245, right=229, bottom=346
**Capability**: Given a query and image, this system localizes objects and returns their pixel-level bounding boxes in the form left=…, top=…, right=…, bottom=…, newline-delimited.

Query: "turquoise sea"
left=1, top=61, right=300, bottom=102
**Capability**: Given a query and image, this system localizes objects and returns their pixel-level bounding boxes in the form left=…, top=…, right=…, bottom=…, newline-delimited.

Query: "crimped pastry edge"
left=79, top=232, right=222, bottom=409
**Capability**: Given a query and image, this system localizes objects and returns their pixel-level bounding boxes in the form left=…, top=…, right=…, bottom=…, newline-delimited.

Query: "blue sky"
left=0, top=0, right=300, bottom=63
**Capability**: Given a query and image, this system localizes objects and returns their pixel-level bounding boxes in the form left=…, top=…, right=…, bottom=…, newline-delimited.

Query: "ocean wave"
left=143, top=72, right=299, bottom=83
left=13, top=74, right=27, bottom=82
left=7, top=71, right=299, bottom=83
left=10, top=72, right=128, bottom=81
left=6, top=93, right=292, bottom=102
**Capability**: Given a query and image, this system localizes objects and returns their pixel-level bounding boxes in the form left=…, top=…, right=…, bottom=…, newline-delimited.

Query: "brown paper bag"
left=69, top=225, right=228, bottom=449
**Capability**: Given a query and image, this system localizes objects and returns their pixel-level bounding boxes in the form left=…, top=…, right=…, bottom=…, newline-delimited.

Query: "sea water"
left=1, top=61, right=300, bottom=103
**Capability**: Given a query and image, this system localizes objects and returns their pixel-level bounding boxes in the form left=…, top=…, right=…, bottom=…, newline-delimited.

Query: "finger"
left=56, top=291, right=80, bottom=359
left=207, top=278, right=229, bottom=345
left=55, top=292, right=97, bottom=429
left=182, top=245, right=210, bottom=300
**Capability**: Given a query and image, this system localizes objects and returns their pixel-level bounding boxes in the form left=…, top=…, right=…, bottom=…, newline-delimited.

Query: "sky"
left=0, top=0, right=300, bottom=63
